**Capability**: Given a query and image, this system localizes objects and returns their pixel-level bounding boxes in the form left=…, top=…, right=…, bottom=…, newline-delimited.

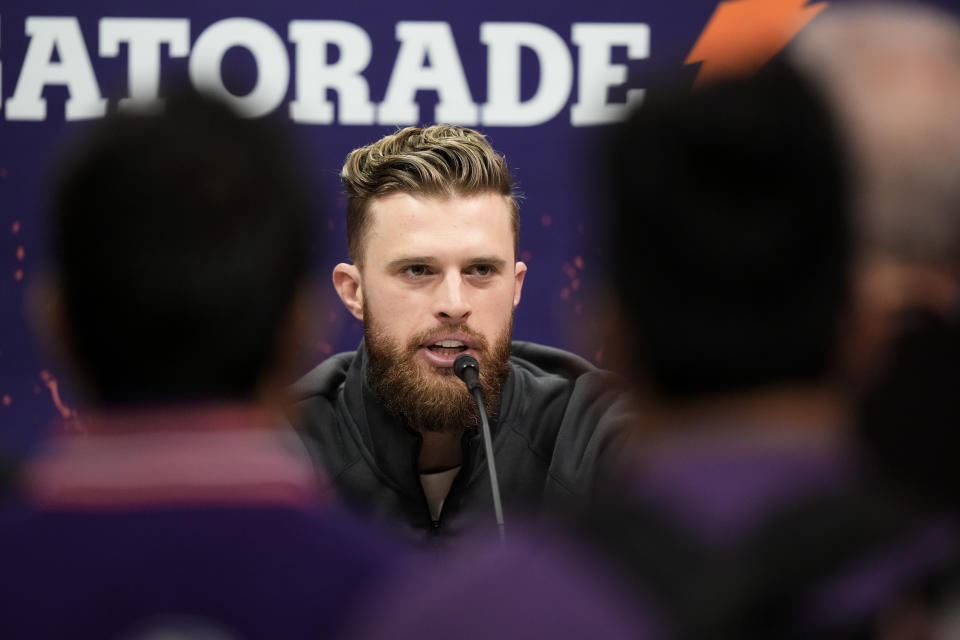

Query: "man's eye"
left=470, top=264, right=495, bottom=277
left=404, top=265, right=430, bottom=278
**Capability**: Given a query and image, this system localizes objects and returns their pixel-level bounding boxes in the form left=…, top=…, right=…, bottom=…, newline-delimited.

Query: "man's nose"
left=434, top=273, right=471, bottom=322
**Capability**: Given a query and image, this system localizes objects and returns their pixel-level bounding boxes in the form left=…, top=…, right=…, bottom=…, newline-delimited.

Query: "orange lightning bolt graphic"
left=686, top=0, right=828, bottom=88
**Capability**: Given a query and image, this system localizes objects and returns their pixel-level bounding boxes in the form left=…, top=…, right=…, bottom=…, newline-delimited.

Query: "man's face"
left=333, top=192, right=526, bottom=432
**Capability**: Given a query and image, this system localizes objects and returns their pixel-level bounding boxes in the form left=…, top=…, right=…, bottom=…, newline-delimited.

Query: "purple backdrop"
left=3, top=0, right=958, bottom=454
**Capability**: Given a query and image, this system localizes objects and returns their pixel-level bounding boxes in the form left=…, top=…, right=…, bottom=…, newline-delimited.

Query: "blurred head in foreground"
left=604, top=59, right=851, bottom=407
left=593, top=64, right=960, bottom=640
left=792, top=2, right=960, bottom=330
left=791, top=3, right=960, bottom=507
left=44, top=91, right=313, bottom=407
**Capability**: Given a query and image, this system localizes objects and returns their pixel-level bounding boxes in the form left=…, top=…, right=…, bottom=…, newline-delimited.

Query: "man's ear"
left=513, top=261, right=527, bottom=308
left=332, top=263, right=364, bottom=321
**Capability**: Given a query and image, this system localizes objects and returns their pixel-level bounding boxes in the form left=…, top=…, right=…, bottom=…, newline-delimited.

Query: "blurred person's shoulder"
left=0, top=457, right=408, bottom=639
left=573, top=436, right=960, bottom=639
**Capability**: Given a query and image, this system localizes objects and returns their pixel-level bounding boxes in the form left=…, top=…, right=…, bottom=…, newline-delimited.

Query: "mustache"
left=405, top=324, right=490, bottom=355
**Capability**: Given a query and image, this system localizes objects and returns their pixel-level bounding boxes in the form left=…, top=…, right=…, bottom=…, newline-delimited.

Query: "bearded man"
left=292, top=125, right=631, bottom=543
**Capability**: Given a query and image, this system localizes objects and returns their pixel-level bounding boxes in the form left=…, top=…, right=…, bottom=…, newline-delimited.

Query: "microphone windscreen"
left=453, top=354, right=480, bottom=382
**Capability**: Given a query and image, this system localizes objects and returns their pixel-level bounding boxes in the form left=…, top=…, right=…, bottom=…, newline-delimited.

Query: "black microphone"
left=453, top=353, right=482, bottom=393
left=453, top=353, right=505, bottom=541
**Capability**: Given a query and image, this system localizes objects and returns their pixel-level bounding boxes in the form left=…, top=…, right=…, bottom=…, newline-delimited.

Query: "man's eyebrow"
left=385, top=256, right=509, bottom=270
left=467, top=257, right=508, bottom=268
left=385, top=256, right=436, bottom=270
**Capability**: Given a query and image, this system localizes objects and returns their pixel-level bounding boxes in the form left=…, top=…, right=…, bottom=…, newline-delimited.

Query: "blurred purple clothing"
left=348, top=525, right=659, bottom=640
left=0, top=405, right=401, bottom=640
left=631, top=426, right=857, bottom=544
left=616, top=424, right=958, bottom=635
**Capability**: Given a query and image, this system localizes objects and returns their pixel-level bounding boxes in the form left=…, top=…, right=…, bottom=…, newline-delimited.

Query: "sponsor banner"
left=0, top=0, right=954, bottom=450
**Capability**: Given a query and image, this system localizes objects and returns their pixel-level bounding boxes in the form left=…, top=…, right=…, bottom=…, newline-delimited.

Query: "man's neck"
left=418, top=430, right=464, bottom=473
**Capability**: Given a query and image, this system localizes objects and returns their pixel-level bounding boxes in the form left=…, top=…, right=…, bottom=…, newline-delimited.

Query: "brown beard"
left=364, top=308, right=512, bottom=434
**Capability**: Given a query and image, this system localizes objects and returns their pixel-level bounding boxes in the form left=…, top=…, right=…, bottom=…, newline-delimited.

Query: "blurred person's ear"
left=597, top=286, right=642, bottom=389
left=844, top=254, right=960, bottom=389
left=261, top=285, right=315, bottom=407
left=27, top=274, right=88, bottom=396
left=840, top=256, right=911, bottom=388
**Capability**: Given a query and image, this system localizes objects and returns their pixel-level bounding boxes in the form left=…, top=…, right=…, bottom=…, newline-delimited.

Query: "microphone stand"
left=454, top=354, right=505, bottom=542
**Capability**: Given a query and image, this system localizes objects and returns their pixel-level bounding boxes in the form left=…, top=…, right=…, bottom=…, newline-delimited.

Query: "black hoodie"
left=291, top=340, right=634, bottom=544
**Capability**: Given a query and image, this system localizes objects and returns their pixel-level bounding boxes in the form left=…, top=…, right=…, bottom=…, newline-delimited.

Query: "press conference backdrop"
left=2, top=0, right=957, bottom=454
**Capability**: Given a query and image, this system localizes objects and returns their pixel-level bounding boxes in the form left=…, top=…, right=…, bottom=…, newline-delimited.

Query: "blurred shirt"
left=0, top=404, right=401, bottom=640
left=346, top=523, right=657, bottom=640
left=578, top=424, right=960, bottom=639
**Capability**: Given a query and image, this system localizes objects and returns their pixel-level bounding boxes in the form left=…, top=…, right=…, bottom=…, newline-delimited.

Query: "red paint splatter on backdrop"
left=13, top=269, right=23, bottom=282
left=39, top=370, right=80, bottom=430
left=573, top=256, right=584, bottom=270
left=16, top=246, right=25, bottom=261
left=540, top=215, right=552, bottom=228
left=2, top=395, right=11, bottom=407
left=11, top=220, right=21, bottom=235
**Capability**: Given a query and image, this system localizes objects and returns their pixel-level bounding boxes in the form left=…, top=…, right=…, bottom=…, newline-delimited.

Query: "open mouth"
left=426, top=339, right=469, bottom=356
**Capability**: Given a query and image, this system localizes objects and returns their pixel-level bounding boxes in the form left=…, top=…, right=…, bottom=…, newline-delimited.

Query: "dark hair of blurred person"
left=49, top=93, right=310, bottom=405
left=857, top=308, right=960, bottom=508
left=581, top=59, right=960, bottom=639
left=605, top=60, right=850, bottom=401
left=0, top=91, right=400, bottom=640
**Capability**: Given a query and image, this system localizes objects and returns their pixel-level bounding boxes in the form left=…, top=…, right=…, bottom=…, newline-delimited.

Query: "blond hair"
left=340, top=124, right=519, bottom=264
